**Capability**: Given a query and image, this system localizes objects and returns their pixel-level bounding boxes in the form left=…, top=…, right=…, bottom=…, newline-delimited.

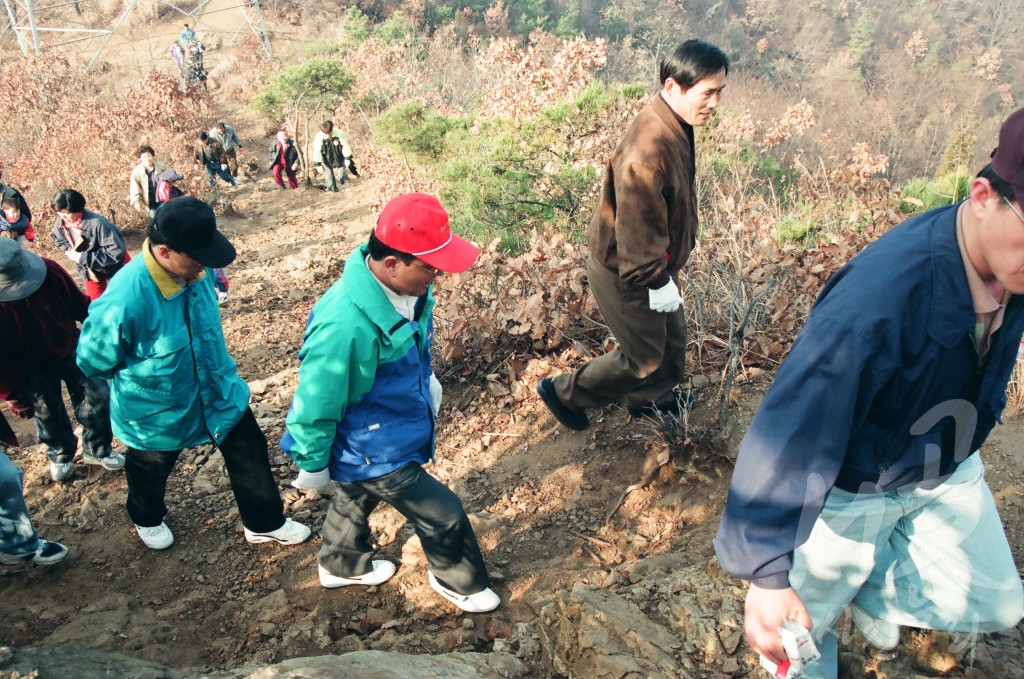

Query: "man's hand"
left=220, top=163, right=228, bottom=171
left=648, top=279, right=683, bottom=313
left=744, top=584, right=813, bottom=666
left=8, top=400, right=34, bottom=419
left=65, top=249, right=82, bottom=264
left=291, top=468, right=330, bottom=489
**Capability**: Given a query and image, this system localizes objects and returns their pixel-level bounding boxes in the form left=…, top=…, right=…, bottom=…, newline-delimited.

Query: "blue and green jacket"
left=77, top=240, right=249, bottom=451
left=281, top=244, right=435, bottom=482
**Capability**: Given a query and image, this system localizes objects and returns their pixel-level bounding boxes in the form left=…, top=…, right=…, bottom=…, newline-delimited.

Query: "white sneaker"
left=135, top=522, right=174, bottom=550
left=850, top=602, right=899, bottom=651
left=319, top=560, right=396, bottom=588
left=428, top=571, right=500, bottom=613
left=244, top=518, right=311, bottom=545
left=49, top=461, right=73, bottom=482
left=82, top=451, right=125, bottom=471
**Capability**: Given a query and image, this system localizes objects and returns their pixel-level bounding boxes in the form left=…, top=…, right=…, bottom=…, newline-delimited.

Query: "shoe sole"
left=319, top=562, right=396, bottom=588
left=428, top=572, right=500, bottom=613
left=82, top=457, right=124, bottom=471
left=244, top=528, right=312, bottom=546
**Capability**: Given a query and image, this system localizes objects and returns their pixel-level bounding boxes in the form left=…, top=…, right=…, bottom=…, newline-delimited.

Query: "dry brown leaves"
left=432, top=230, right=598, bottom=378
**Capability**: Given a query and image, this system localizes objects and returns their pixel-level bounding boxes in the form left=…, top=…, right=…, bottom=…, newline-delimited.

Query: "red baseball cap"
left=992, top=107, right=1024, bottom=202
left=374, top=193, right=478, bottom=273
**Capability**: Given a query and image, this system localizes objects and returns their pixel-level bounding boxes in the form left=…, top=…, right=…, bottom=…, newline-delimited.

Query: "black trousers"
left=124, top=408, right=285, bottom=533
left=320, top=462, right=490, bottom=595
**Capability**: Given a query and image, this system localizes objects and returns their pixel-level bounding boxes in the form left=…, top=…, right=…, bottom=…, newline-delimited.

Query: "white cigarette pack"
left=759, top=620, right=820, bottom=678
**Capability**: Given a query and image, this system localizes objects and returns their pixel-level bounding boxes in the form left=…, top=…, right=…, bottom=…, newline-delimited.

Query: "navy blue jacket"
left=714, top=203, right=1024, bottom=588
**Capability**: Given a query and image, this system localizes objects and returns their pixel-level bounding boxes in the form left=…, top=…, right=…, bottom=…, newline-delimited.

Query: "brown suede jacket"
left=587, top=93, right=698, bottom=289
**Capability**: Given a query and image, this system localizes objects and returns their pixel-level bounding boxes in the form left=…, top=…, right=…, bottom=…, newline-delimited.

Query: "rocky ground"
left=3, top=104, right=1024, bottom=679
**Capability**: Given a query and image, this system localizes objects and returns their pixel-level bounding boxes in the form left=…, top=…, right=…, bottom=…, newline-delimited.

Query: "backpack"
left=321, top=136, right=345, bottom=169
left=156, top=180, right=184, bottom=204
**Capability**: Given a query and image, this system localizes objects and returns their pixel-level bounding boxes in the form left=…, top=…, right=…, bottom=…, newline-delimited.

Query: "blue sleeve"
left=713, top=267, right=897, bottom=588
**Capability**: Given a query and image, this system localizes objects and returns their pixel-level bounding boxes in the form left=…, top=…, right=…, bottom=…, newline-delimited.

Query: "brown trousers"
left=554, top=255, right=687, bottom=411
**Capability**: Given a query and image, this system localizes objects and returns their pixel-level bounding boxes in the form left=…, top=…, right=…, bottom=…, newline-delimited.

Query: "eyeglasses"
left=410, top=260, right=442, bottom=277
left=1003, top=196, right=1024, bottom=226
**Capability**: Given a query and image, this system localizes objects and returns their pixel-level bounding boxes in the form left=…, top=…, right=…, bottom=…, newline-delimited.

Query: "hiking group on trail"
left=3, top=37, right=1024, bottom=669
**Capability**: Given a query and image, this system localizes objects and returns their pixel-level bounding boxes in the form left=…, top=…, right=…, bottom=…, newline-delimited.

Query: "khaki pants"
left=554, top=255, right=686, bottom=410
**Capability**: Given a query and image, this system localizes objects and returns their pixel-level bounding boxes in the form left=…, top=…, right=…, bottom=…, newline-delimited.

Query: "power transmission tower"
left=0, top=0, right=272, bottom=71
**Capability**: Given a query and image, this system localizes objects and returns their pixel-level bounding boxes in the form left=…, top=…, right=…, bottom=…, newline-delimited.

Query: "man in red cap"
left=281, top=193, right=499, bottom=613
left=714, top=108, right=1024, bottom=678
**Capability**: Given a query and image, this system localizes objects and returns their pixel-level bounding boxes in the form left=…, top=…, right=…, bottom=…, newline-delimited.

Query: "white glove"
left=65, top=249, right=82, bottom=263
left=216, top=290, right=228, bottom=304
left=429, top=373, right=442, bottom=417
left=290, top=162, right=299, bottom=171
left=648, top=279, right=682, bottom=313
left=220, top=163, right=228, bottom=171
left=291, top=468, right=330, bottom=489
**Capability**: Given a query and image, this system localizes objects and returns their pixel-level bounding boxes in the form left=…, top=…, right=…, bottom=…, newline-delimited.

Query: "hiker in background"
left=1, top=198, right=33, bottom=243
left=536, top=39, right=729, bottom=431
left=168, top=41, right=185, bottom=73
left=185, top=41, right=207, bottom=90
left=76, top=198, right=311, bottom=551
left=714, top=108, right=1024, bottom=678
left=50, top=189, right=130, bottom=301
left=0, top=170, right=33, bottom=240
left=194, top=131, right=237, bottom=189
left=282, top=193, right=499, bottom=613
left=0, top=446, right=69, bottom=566
left=213, top=267, right=229, bottom=305
left=311, top=120, right=352, bottom=193
left=0, top=238, right=122, bottom=482
left=179, top=23, right=195, bottom=46
left=209, top=122, right=244, bottom=178
left=268, top=129, right=299, bottom=190
left=129, top=145, right=169, bottom=220
left=155, top=168, right=186, bottom=206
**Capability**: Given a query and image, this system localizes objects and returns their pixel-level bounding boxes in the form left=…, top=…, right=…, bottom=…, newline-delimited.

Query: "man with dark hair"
left=281, top=193, right=499, bottom=613
left=0, top=238, right=121, bottom=482
left=714, top=109, right=1024, bottom=678
left=76, top=197, right=310, bottom=551
left=194, top=131, right=236, bottom=189
left=51, top=188, right=130, bottom=300
left=129, top=145, right=169, bottom=219
left=311, top=120, right=353, bottom=193
left=209, top=122, right=244, bottom=178
left=536, top=39, right=728, bottom=430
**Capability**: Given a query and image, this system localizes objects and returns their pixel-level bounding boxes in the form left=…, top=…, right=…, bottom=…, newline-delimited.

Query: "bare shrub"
left=215, top=35, right=279, bottom=100
left=1, top=57, right=209, bottom=235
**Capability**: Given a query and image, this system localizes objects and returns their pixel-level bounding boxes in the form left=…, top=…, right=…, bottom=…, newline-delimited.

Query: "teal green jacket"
left=77, top=241, right=249, bottom=451
left=282, top=244, right=436, bottom=481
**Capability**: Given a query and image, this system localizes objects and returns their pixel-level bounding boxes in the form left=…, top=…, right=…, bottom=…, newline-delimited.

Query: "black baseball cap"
left=152, top=196, right=236, bottom=268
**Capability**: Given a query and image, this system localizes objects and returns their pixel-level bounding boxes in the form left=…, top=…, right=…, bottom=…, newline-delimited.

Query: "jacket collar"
left=927, top=202, right=978, bottom=347
left=142, top=238, right=206, bottom=299
left=344, top=243, right=434, bottom=344
left=652, top=93, right=694, bottom=144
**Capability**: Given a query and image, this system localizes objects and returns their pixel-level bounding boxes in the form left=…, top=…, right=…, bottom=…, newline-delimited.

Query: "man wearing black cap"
left=77, top=197, right=310, bottom=551
left=714, top=109, right=1024, bottom=678
left=0, top=237, right=121, bottom=482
